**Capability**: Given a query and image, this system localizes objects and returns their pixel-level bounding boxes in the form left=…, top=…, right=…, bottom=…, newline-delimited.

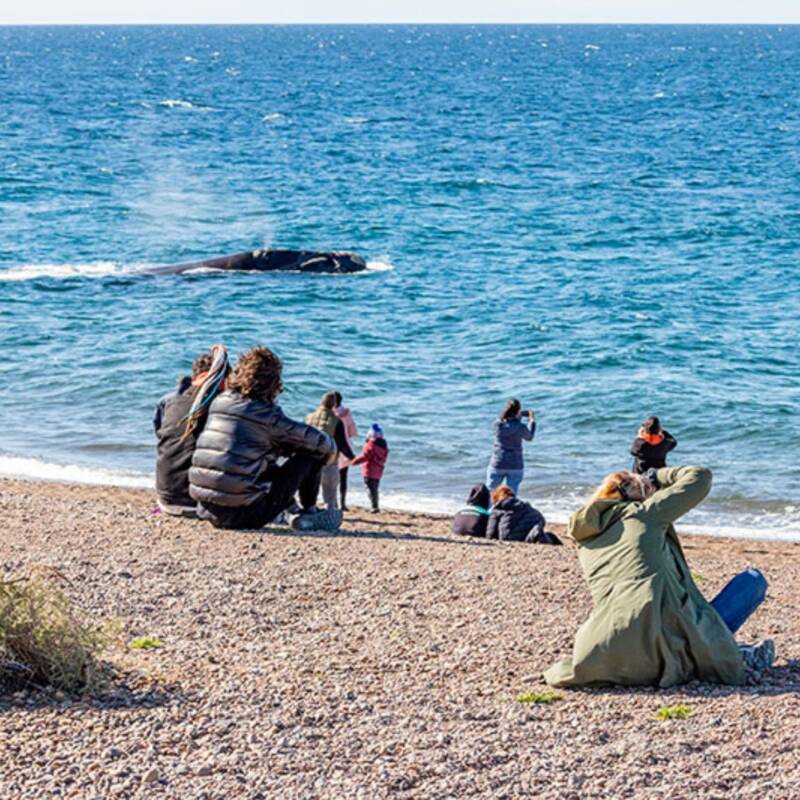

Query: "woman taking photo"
left=486, top=398, right=536, bottom=494
left=545, top=465, right=773, bottom=688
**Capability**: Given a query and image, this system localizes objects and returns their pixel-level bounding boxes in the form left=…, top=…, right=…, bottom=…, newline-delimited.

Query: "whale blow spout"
left=141, top=249, right=368, bottom=276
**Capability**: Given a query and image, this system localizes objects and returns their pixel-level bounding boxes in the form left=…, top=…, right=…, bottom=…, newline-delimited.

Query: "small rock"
left=142, top=768, right=160, bottom=784
left=196, top=764, right=213, bottom=777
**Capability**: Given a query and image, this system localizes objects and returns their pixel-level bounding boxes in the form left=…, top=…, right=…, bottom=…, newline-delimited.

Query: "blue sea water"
left=1, top=24, right=798, bottom=539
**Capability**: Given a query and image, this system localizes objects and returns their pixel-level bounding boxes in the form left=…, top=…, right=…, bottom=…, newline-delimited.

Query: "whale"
left=141, top=248, right=368, bottom=276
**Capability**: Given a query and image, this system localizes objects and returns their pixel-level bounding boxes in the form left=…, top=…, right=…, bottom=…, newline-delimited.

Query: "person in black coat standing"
left=630, top=416, right=677, bottom=474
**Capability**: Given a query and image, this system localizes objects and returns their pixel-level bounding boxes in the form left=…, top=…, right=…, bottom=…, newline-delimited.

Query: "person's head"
left=183, top=344, right=230, bottom=437
left=592, top=470, right=656, bottom=503
left=321, top=391, right=337, bottom=410
left=467, top=483, right=490, bottom=509
left=333, top=391, right=343, bottom=407
left=491, top=485, right=515, bottom=505
left=641, top=416, right=662, bottom=436
left=192, top=351, right=214, bottom=379
left=369, top=423, right=384, bottom=439
left=227, top=345, right=284, bottom=402
left=501, top=398, right=521, bottom=421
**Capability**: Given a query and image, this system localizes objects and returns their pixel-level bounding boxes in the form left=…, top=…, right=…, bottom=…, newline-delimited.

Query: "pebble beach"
left=1, top=478, right=799, bottom=798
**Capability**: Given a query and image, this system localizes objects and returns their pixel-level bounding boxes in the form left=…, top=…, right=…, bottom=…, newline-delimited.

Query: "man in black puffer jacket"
left=189, top=345, right=339, bottom=531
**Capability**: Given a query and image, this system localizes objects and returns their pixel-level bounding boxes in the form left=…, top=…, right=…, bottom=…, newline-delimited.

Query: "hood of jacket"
left=466, top=483, right=490, bottom=509
left=567, top=498, right=629, bottom=543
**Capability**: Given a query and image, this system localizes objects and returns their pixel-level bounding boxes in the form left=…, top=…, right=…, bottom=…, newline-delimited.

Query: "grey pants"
left=320, top=463, right=340, bottom=509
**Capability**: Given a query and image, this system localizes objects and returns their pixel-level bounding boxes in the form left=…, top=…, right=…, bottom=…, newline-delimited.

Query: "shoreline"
left=1, top=477, right=799, bottom=797
left=2, top=454, right=799, bottom=542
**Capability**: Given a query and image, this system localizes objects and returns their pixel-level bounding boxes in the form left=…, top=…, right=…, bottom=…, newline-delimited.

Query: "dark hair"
left=321, top=391, right=337, bottom=410
left=501, top=398, right=521, bottom=421
left=192, top=351, right=213, bottom=379
left=642, top=416, right=661, bottom=435
left=333, top=391, right=343, bottom=406
left=227, top=346, right=284, bottom=401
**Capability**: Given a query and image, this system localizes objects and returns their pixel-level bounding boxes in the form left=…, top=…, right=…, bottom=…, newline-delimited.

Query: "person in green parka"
left=545, top=465, right=774, bottom=689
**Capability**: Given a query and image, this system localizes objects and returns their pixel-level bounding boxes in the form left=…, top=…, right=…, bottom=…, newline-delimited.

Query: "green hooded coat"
left=544, top=466, right=745, bottom=688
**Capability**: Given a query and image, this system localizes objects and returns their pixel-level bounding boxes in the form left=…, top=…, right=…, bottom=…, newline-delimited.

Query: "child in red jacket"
left=350, top=423, right=389, bottom=512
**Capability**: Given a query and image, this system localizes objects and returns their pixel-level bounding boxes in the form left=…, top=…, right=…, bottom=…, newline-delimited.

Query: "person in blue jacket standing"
left=486, top=399, right=536, bottom=495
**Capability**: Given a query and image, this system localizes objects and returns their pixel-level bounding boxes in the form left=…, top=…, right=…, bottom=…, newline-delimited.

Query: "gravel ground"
left=1, top=478, right=799, bottom=799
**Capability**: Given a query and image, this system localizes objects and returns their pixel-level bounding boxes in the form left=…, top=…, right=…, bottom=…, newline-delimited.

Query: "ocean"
left=1, top=24, right=798, bottom=539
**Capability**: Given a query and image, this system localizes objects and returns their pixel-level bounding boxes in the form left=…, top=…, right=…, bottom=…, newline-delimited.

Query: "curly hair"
left=227, top=345, right=284, bottom=401
left=192, top=351, right=214, bottom=378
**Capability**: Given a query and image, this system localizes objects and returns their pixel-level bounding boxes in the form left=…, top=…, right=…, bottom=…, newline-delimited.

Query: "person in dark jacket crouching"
left=153, top=345, right=230, bottom=517
left=189, top=345, right=340, bottom=531
left=486, top=485, right=561, bottom=544
left=452, top=484, right=491, bottom=537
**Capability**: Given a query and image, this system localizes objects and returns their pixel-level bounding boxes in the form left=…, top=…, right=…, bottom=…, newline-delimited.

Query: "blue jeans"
left=486, top=467, right=524, bottom=495
left=710, top=568, right=768, bottom=634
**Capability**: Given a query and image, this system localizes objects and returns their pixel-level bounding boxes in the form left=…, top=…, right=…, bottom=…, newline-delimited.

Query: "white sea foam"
left=1, top=454, right=797, bottom=541
left=262, top=113, right=285, bottom=121
left=0, top=455, right=153, bottom=489
left=345, top=117, right=369, bottom=124
left=365, top=257, right=394, bottom=273
left=157, top=99, right=215, bottom=112
left=0, top=261, right=126, bottom=282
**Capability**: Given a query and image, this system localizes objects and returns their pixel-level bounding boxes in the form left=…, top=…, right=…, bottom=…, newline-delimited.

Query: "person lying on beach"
left=349, top=424, right=389, bottom=513
left=189, top=345, right=341, bottom=532
left=544, top=466, right=774, bottom=689
left=333, top=391, right=358, bottom=511
left=486, top=399, right=535, bottom=495
left=153, top=344, right=229, bottom=517
left=452, top=483, right=491, bottom=537
left=630, top=415, right=677, bottom=474
left=486, top=486, right=560, bottom=544
left=305, top=391, right=355, bottom=510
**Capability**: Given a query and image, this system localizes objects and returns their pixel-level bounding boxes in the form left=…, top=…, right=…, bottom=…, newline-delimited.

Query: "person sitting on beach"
left=452, top=483, right=491, bottom=537
left=333, top=391, right=358, bottom=511
left=305, top=391, right=356, bottom=510
left=153, top=344, right=230, bottom=517
left=189, top=345, right=340, bottom=532
left=544, top=466, right=774, bottom=689
left=486, top=485, right=559, bottom=543
left=486, top=399, right=535, bottom=494
left=350, top=424, right=389, bottom=513
left=630, top=415, right=677, bottom=474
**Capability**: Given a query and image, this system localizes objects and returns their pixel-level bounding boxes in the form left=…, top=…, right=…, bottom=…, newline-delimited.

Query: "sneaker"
left=739, top=639, right=776, bottom=672
left=290, top=508, right=343, bottom=532
left=369, top=508, right=380, bottom=514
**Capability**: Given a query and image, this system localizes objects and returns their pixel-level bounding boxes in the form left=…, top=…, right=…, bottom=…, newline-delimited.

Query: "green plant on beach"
left=690, top=571, right=707, bottom=583
left=516, top=690, right=562, bottom=705
left=0, top=569, right=113, bottom=694
left=656, top=704, right=694, bottom=721
left=130, top=636, right=163, bottom=650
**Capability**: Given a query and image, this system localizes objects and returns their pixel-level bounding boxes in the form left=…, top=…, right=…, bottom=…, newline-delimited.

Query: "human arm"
left=663, top=431, right=677, bottom=452
left=520, top=414, right=536, bottom=441
left=486, top=512, right=499, bottom=540
left=640, top=466, right=712, bottom=525
left=271, top=408, right=336, bottom=462
left=153, top=399, right=167, bottom=433
left=333, top=420, right=355, bottom=460
left=350, top=440, right=370, bottom=467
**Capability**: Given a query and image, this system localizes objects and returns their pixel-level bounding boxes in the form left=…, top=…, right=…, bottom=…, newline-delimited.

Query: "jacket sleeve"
left=663, top=431, right=677, bottom=452
left=344, top=411, right=358, bottom=440
left=153, top=399, right=166, bottom=433
left=333, top=420, right=355, bottom=460
left=640, top=466, right=712, bottom=526
left=521, top=419, right=536, bottom=441
left=271, top=409, right=335, bottom=461
left=350, top=440, right=370, bottom=467
left=630, top=437, right=644, bottom=458
left=486, top=512, right=499, bottom=540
